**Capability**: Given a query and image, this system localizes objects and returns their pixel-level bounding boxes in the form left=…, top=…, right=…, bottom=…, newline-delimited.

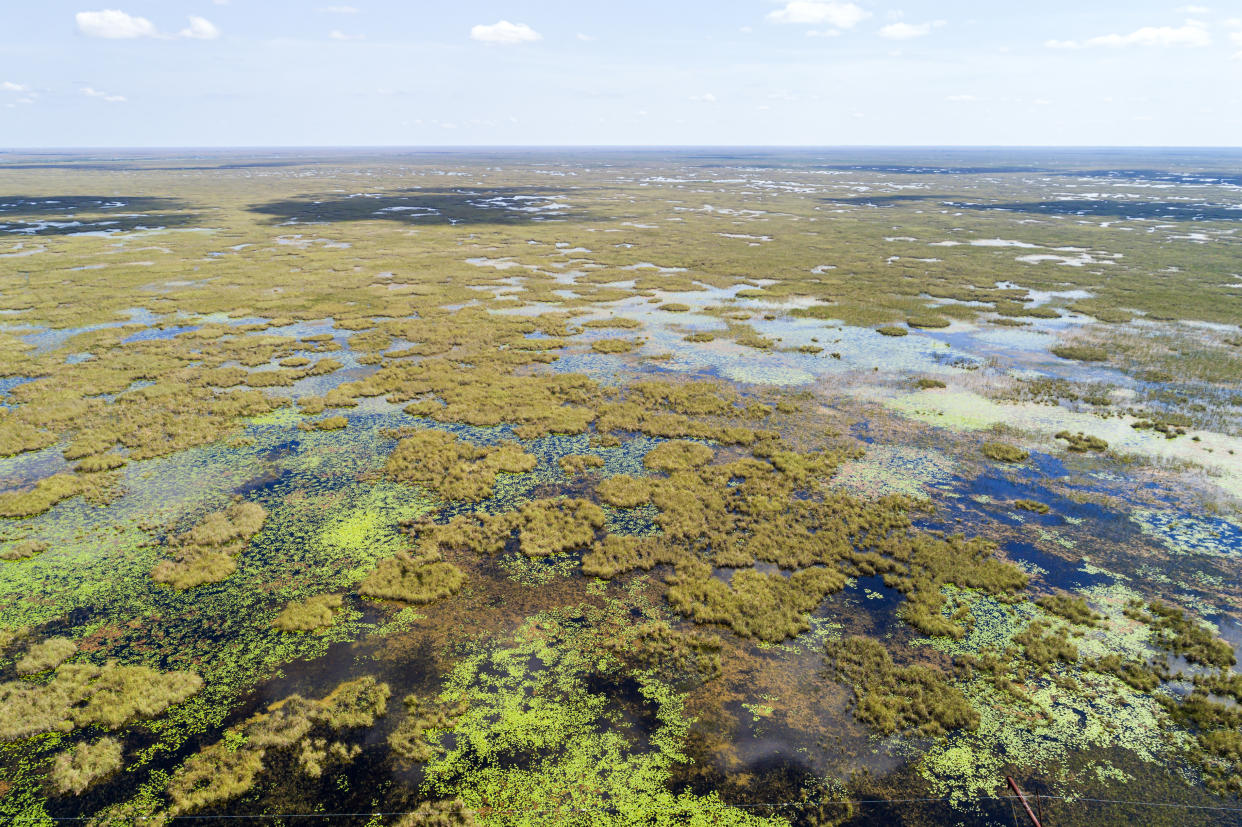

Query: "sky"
left=1, top=1, right=1240, bottom=147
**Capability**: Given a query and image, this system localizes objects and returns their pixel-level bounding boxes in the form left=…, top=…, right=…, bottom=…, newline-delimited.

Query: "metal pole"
left=1006, top=776, right=1044, bottom=827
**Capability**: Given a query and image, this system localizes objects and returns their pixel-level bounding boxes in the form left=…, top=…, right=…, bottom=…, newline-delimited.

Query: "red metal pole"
left=1006, top=776, right=1044, bottom=827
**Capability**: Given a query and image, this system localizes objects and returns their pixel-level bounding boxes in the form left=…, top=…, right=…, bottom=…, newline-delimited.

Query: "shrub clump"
left=980, top=441, right=1029, bottom=463
left=16, top=637, right=76, bottom=675
left=643, top=440, right=714, bottom=473
left=825, top=636, right=978, bottom=736
left=50, top=737, right=123, bottom=795
left=273, top=594, right=344, bottom=632
left=1051, top=344, right=1108, bottom=362
left=1055, top=431, right=1108, bottom=452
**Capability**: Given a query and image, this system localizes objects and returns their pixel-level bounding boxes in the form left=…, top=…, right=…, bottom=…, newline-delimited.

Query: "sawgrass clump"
left=151, top=501, right=267, bottom=590
left=643, top=440, right=714, bottom=473
left=1051, top=344, right=1108, bottom=362
left=167, top=677, right=388, bottom=815
left=591, top=338, right=639, bottom=354
left=1137, top=600, right=1236, bottom=668
left=384, top=429, right=535, bottom=502
left=0, top=662, right=203, bottom=741
left=595, top=474, right=652, bottom=508
left=272, top=594, right=344, bottom=632
left=1036, top=592, right=1101, bottom=627
left=825, top=636, right=977, bottom=736
left=980, top=441, right=1028, bottom=463
left=515, top=498, right=606, bottom=557
left=558, top=453, right=604, bottom=475
left=50, top=737, right=124, bottom=795
left=389, top=694, right=469, bottom=764
left=359, top=552, right=466, bottom=604
left=16, top=636, right=76, bottom=675
left=1054, top=431, right=1108, bottom=452
left=0, top=539, right=48, bottom=561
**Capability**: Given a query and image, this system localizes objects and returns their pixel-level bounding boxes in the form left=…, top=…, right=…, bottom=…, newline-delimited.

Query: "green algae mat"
left=1, top=149, right=1241, bottom=826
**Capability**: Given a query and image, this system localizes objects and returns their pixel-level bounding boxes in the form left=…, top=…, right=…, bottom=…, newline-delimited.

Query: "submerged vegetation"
left=1, top=148, right=1240, bottom=823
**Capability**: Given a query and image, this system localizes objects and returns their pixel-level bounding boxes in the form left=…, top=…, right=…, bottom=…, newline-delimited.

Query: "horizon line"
left=3, top=144, right=1242, bottom=153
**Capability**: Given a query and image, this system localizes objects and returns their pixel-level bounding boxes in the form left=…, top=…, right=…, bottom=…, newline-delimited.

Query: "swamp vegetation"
left=0, top=148, right=1240, bottom=824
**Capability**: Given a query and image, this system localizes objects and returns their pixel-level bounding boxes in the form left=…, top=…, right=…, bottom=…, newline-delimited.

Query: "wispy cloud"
left=470, top=20, right=541, bottom=44
left=329, top=29, right=365, bottom=40
left=879, top=20, right=945, bottom=39
left=2, top=81, right=30, bottom=93
left=1047, top=20, right=1211, bottom=48
left=767, top=1, right=869, bottom=29
left=179, top=16, right=220, bottom=40
left=82, top=86, right=126, bottom=102
left=689, top=92, right=718, bottom=102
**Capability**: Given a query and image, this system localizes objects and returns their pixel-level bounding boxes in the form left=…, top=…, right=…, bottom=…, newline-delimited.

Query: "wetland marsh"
left=1, top=148, right=1241, bottom=825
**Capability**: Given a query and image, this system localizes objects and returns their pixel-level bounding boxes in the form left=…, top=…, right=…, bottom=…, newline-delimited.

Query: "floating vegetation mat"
left=0, top=148, right=1240, bottom=825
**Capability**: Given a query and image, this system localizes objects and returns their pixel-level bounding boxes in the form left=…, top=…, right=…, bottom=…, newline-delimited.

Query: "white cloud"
left=806, top=28, right=841, bottom=37
left=946, top=94, right=979, bottom=102
left=1176, top=5, right=1209, bottom=13
left=767, top=1, right=869, bottom=29
left=1050, top=21, right=1211, bottom=49
left=690, top=92, right=717, bottom=102
left=76, top=10, right=221, bottom=40
left=76, top=9, right=158, bottom=38
left=82, top=86, right=126, bottom=102
left=179, top=16, right=220, bottom=40
left=576, top=32, right=596, bottom=41
left=879, top=20, right=944, bottom=39
left=2, top=81, right=29, bottom=92
left=330, top=29, right=365, bottom=40
left=470, top=20, right=541, bottom=44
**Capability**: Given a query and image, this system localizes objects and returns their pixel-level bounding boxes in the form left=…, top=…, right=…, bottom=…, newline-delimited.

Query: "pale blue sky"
left=1, top=1, right=1239, bottom=146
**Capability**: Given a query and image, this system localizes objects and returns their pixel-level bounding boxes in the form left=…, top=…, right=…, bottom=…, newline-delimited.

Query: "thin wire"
left=34, top=793, right=1242, bottom=822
